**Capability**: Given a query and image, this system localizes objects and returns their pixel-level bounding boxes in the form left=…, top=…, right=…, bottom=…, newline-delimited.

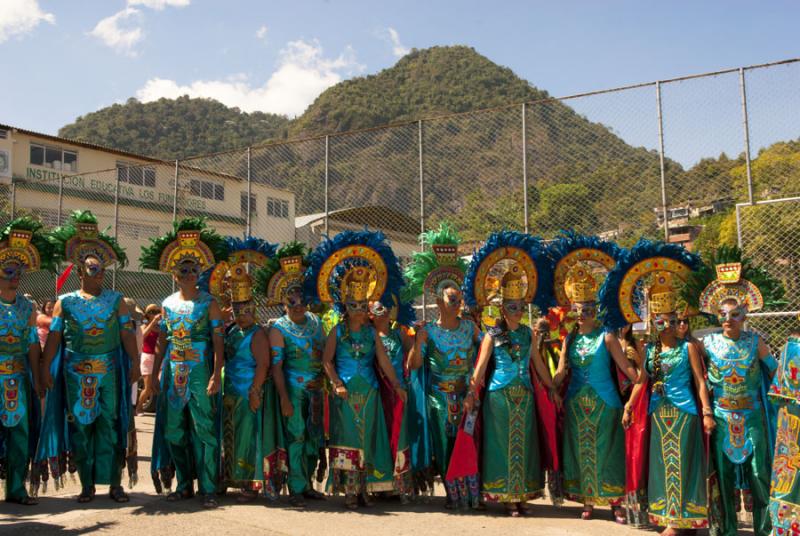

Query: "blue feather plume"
left=224, top=235, right=278, bottom=259
left=463, top=230, right=554, bottom=312
left=599, top=238, right=703, bottom=330
left=304, top=230, right=414, bottom=324
left=546, top=230, right=624, bottom=270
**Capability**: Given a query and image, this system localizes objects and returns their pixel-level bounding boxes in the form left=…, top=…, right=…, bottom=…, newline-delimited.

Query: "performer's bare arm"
left=208, top=299, right=225, bottom=395
left=757, top=337, right=776, bottom=379
left=323, top=330, right=347, bottom=399
left=40, top=300, right=63, bottom=390
left=27, top=309, right=42, bottom=397
left=118, top=298, right=141, bottom=384
left=408, top=326, right=427, bottom=371
left=688, top=341, right=716, bottom=433
left=464, top=334, right=493, bottom=413
left=606, top=333, right=639, bottom=384
left=249, top=327, right=269, bottom=412
left=374, top=331, right=407, bottom=402
left=268, top=327, right=293, bottom=417
left=553, top=336, right=570, bottom=388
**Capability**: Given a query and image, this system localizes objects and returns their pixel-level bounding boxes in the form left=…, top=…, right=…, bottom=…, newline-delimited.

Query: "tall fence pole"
left=521, top=103, right=529, bottom=233
left=735, top=204, right=743, bottom=249
left=324, top=136, right=330, bottom=236
left=656, top=81, right=670, bottom=241
left=57, top=174, right=64, bottom=225
left=171, top=160, right=179, bottom=293
left=112, top=171, right=120, bottom=290
left=739, top=67, right=755, bottom=205
left=246, top=147, right=252, bottom=236
left=9, top=180, right=15, bottom=220
left=418, top=119, right=427, bottom=322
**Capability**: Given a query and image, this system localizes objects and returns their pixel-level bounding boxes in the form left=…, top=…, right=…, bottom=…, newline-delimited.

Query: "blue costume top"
left=566, top=328, right=622, bottom=408
left=272, top=312, right=324, bottom=390
left=487, top=326, right=533, bottom=392
left=423, top=318, right=475, bottom=394
left=0, top=294, right=36, bottom=428
left=161, top=290, right=214, bottom=410
left=379, top=328, right=406, bottom=388
left=646, top=340, right=697, bottom=415
left=335, top=323, right=378, bottom=388
left=770, top=336, right=800, bottom=404
left=224, top=324, right=259, bottom=398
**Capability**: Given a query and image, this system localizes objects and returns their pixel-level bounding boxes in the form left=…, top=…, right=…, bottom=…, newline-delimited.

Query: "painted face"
left=440, top=288, right=462, bottom=311
left=653, top=313, right=678, bottom=333
left=284, top=287, right=307, bottom=312
left=718, top=303, right=745, bottom=325
left=83, top=257, right=104, bottom=279
left=502, top=299, right=525, bottom=316
left=173, top=260, right=200, bottom=281
left=570, top=302, right=597, bottom=320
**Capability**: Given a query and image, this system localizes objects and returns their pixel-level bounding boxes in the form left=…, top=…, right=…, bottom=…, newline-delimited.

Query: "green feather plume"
left=402, top=221, right=467, bottom=301
left=139, top=217, right=228, bottom=271
left=253, top=241, right=308, bottom=295
left=0, top=216, right=60, bottom=272
left=48, top=210, right=127, bottom=268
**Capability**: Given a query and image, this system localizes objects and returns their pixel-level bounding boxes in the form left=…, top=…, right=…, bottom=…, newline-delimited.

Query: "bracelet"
left=624, top=406, right=633, bottom=415
left=702, top=407, right=713, bottom=417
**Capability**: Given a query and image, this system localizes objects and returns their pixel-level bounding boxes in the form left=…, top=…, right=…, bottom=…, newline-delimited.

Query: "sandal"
left=6, top=495, right=39, bottom=506
left=344, top=494, right=358, bottom=510
left=517, top=502, right=531, bottom=516
left=581, top=506, right=593, bottom=520
left=506, top=504, right=521, bottom=517
left=358, top=493, right=373, bottom=507
left=303, top=488, right=326, bottom=500
left=166, top=489, right=194, bottom=502
left=77, top=486, right=96, bottom=504
left=288, top=493, right=307, bottom=508
left=236, top=490, right=258, bottom=503
left=109, top=486, right=130, bottom=503
left=613, top=508, right=627, bottom=524
left=202, top=494, right=218, bottom=509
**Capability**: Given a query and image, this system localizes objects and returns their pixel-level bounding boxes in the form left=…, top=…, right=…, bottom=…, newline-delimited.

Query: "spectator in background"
left=36, top=300, right=54, bottom=349
left=136, top=304, right=161, bottom=414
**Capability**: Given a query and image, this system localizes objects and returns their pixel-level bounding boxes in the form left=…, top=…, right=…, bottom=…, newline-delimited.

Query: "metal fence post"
left=735, top=203, right=743, bottom=249
left=739, top=67, right=755, bottom=205
left=57, top=174, right=64, bottom=225
left=246, top=147, right=252, bottom=236
left=656, top=81, right=670, bottom=241
left=521, top=103, right=529, bottom=233
left=324, top=136, right=330, bottom=237
left=172, top=159, right=180, bottom=223
left=112, top=170, right=120, bottom=290
left=9, top=180, right=15, bottom=220
left=418, top=119, right=426, bottom=322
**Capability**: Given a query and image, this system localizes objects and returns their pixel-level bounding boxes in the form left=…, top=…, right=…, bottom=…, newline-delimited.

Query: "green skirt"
left=327, top=375, right=394, bottom=494
left=481, top=383, right=543, bottom=502
left=647, top=402, right=708, bottom=528
left=261, top=379, right=288, bottom=497
left=563, top=386, right=625, bottom=506
left=222, top=392, right=259, bottom=489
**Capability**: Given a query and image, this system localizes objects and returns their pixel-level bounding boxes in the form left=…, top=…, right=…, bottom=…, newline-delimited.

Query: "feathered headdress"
left=0, top=216, right=58, bottom=273
left=681, top=245, right=785, bottom=318
left=402, top=221, right=468, bottom=302
left=48, top=210, right=126, bottom=268
left=304, top=230, right=407, bottom=317
left=599, top=238, right=702, bottom=330
left=204, top=235, right=277, bottom=306
left=253, top=241, right=309, bottom=306
left=463, top=230, right=554, bottom=311
left=140, top=217, right=228, bottom=273
left=546, top=230, right=623, bottom=307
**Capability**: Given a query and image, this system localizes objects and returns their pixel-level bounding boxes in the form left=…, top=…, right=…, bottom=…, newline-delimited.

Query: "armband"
left=762, top=353, right=778, bottom=373
left=271, top=346, right=285, bottom=365
left=211, top=318, right=224, bottom=337
left=50, top=316, right=64, bottom=333
left=119, top=314, right=135, bottom=332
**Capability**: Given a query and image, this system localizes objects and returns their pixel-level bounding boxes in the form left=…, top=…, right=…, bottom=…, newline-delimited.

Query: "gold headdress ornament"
left=0, top=229, right=41, bottom=273
left=553, top=248, right=616, bottom=306
left=501, top=266, right=526, bottom=300
left=264, top=255, right=305, bottom=306
left=342, top=265, right=378, bottom=302
left=564, top=262, right=598, bottom=304
left=698, top=262, right=764, bottom=314
left=316, top=246, right=387, bottom=304
left=228, top=263, right=253, bottom=304
left=160, top=230, right=216, bottom=273
left=648, top=271, right=678, bottom=315
left=471, top=246, right=538, bottom=306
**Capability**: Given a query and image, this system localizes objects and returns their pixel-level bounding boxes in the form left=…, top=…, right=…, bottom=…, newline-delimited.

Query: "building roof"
left=296, top=206, right=420, bottom=236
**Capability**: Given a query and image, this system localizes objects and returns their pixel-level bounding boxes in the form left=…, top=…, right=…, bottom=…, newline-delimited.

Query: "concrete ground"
left=0, top=414, right=754, bottom=535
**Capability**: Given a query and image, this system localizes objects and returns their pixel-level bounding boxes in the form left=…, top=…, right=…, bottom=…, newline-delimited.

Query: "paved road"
left=1, top=414, right=753, bottom=535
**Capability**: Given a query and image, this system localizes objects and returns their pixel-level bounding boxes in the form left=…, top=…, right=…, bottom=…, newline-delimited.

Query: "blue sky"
left=1, top=0, right=798, bottom=167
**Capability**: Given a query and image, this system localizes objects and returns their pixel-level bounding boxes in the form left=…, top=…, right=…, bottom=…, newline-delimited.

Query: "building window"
left=30, top=143, right=78, bottom=172
left=118, top=221, right=160, bottom=240
left=0, top=129, right=7, bottom=139
left=117, top=162, right=156, bottom=187
left=189, top=179, right=224, bottom=201
left=240, top=192, right=257, bottom=216
left=267, top=197, right=289, bottom=219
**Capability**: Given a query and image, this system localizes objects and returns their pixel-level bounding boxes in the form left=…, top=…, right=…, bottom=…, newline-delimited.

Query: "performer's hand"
left=207, top=374, right=221, bottom=396
left=552, top=368, right=566, bottom=388
left=621, top=405, right=633, bottom=429
left=248, top=390, right=261, bottom=412
left=334, top=384, right=348, bottom=399
left=129, top=366, right=141, bottom=385
left=703, top=415, right=716, bottom=434
left=280, top=396, right=294, bottom=417
left=394, top=386, right=407, bottom=403
left=463, top=392, right=475, bottom=413
left=549, top=390, right=563, bottom=411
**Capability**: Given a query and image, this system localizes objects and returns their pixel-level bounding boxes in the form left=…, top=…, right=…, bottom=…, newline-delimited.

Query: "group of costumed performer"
left=0, top=217, right=56, bottom=505
left=138, top=218, right=228, bottom=509
left=600, top=239, right=711, bottom=535
left=305, top=230, right=409, bottom=510
left=38, top=210, right=140, bottom=504
left=461, top=231, right=559, bottom=517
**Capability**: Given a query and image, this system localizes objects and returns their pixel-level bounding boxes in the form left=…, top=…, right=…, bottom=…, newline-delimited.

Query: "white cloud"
left=89, top=8, right=143, bottom=56
left=0, top=0, right=55, bottom=44
left=386, top=27, right=409, bottom=58
left=127, top=0, right=190, bottom=10
left=136, top=39, right=364, bottom=116
left=255, top=25, right=268, bottom=40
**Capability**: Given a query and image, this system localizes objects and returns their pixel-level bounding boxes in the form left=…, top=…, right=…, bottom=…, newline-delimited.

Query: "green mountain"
left=59, top=96, right=290, bottom=160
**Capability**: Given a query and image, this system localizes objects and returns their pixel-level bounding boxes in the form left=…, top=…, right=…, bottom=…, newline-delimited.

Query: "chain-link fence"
left=4, top=57, right=799, bottom=343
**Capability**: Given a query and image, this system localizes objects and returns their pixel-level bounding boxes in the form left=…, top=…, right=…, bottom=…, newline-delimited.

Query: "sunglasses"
left=85, top=264, right=104, bottom=277
left=503, top=301, right=525, bottom=314
left=677, top=318, right=689, bottom=326
left=717, top=308, right=745, bottom=323
left=346, top=300, right=369, bottom=313
left=653, top=317, right=678, bottom=332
